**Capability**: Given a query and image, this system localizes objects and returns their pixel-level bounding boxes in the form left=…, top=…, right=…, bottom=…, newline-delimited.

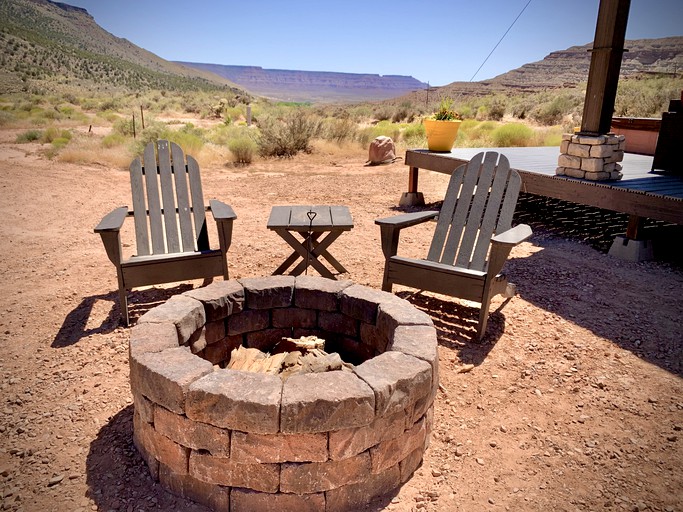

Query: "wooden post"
left=625, top=215, right=644, bottom=240
left=580, top=0, right=631, bottom=135
left=408, top=167, right=419, bottom=194
left=246, top=104, right=252, bottom=126
left=140, top=106, right=145, bottom=130
left=132, top=114, right=136, bottom=139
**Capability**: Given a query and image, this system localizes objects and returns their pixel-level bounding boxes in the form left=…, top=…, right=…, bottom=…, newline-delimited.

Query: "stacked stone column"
left=556, top=133, right=626, bottom=181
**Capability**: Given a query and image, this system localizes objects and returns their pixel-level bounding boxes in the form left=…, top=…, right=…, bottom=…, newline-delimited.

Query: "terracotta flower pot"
left=424, top=119, right=462, bottom=152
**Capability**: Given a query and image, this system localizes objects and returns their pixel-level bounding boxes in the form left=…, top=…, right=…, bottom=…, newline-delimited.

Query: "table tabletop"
left=267, top=205, right=353, bottom=232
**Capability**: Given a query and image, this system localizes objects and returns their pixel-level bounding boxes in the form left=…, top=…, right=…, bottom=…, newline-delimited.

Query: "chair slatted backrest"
left=129, top=140, right=209, bottom=257
left=427, top=152, right=521, bottom=272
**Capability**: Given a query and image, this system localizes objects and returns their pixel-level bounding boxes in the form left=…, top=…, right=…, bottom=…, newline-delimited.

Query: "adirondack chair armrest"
left=375, top=211, right=439, bottom=259
left=375, top=210, right=439, bottom=229
left=209, top=200, right=236, bottom=261
left=491, top=223, right=532, bottom=246
left=94, top=206, right=128, bottom=266
left=487, top=223, right=532, bottom=278
left=209, top=199, right=237, bottom=221
left=94, top=206, right=128, bottom=233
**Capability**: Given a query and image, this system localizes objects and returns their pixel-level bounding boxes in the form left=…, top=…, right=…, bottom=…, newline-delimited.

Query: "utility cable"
left=468, top=0, right=533, bottom=83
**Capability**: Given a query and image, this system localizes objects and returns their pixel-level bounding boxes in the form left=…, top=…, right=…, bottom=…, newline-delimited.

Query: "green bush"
left=102, top=132, right=127, bottom=148
left=41, top=126, right=61, bottom=143
left=228, top=137, right=257, bottom=165
left=166, top=130, right=204, bottom=155
left=491, top=123, right=534, bottom=147
left=324, top=117, right=357, bottom=144
left=16, top=129, right=41, bottom=142
left=530, top=93, right=581, bottom=125
left=0, top=110, right=16, bottom=126
left=402, top=122, right=426, bottom=146
left=256, top=110, right=323, bottom=157
left=50, top=136, right=70, bottom=149
left=112, top=116, right=136, bottom=137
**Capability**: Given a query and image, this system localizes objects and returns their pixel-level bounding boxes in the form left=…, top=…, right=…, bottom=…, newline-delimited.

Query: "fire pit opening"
left=129, top=275, right=438, bottom=512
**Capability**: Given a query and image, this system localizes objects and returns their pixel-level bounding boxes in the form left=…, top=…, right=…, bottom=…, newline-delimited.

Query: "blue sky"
left=64, top=0, right=682, bottom=86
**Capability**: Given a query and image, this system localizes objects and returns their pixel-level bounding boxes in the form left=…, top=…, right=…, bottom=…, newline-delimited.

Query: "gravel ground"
left=1, top=132, right=681, bottom=512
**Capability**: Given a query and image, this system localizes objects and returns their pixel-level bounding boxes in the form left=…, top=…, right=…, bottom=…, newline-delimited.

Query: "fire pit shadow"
left=128, top=275, right=439, bottom=512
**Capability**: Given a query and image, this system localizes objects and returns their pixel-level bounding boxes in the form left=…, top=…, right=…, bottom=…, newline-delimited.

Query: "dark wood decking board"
left=405, top=147, right=683, bottom=224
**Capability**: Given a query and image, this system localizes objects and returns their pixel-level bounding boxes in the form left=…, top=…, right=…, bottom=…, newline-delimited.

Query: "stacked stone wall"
left=556, top=133, right=626, bottom=181
left=128, top=276, right=439, bottom=512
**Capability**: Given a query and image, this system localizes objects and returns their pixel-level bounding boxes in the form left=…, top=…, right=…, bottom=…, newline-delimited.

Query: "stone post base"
left=556, top=133, right=626, bottom=181
left=608, top=235, right=654, bottom=262
left=399, top=192, right=425, bottom=207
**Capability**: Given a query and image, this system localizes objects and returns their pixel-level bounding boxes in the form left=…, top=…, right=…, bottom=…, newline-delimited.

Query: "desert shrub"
left=373, top=107, right=392, bottom=122
left=391, top=106, right=411, bottom=123
left=371, top=121, right=401, bottom=140
left=402, top=122, right=426, bottom=146
left=356, top=121, right=401, bottom=148
left=256, top=110, right=323, bottom=157
left=40, top=126, right=61, bottom=143
left=532, top=126, right=564, bottom=146
left=223, top=105, right=245, bottom=124
left=530, top=93, right=582, bottom=125
left=112, top=116, right=136, bottom=137
left=491, top=123, right=534, bottom=147
left=0, top=110, right=16, bottom=126
left=97, top=110, right=120, bottom=123
left=487, top=96, right=506, bottom=121
left=166, top=130, right=204, bottom=155
left=102, top=132, right=127, bottom=148
left=62, top=92, right=79, bottom=105
left=98, top=97, right=121, bottom=111
left=16, top=129, right=41, bottom=142
left=323, top=117, right=357, bottom=144
left=50, top=136, right=70, bottom=149
left=228, top=137, right=257, bottom=165
left=614, top=76, right=683, bottom=117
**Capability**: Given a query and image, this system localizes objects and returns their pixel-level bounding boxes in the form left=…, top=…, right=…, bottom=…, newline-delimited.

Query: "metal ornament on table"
left=305, top=209, right=317, bottom=275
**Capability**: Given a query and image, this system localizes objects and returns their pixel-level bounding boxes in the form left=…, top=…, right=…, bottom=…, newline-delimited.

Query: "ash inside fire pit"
left=129, top=275, right=438, bottom=512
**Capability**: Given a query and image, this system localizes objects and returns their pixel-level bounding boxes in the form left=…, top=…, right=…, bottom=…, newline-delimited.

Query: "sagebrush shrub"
left=256, top=110, right=323, bottom=157
left=16, top=129, right=41, bottom=142
left=491, top=123, right=534, bottom=147
left=228, top=137, right=256, bottom=164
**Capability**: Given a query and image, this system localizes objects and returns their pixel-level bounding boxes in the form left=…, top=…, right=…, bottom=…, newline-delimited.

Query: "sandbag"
left=367, top=136, right=400, bottom=165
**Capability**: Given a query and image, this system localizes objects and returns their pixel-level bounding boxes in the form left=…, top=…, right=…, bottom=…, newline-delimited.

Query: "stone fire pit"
left=128, top=275, right=438, bottom=512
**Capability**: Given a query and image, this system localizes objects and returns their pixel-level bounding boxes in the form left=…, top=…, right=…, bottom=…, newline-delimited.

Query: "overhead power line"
left=468, top=0, right=533, bottom=82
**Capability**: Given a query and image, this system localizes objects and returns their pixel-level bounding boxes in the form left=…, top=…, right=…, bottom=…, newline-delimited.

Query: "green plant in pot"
left=424, top=97, right=463, bottom=151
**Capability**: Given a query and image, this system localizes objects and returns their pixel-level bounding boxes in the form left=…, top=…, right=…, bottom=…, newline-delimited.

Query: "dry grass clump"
left=57, top=134, right=133, bottom=168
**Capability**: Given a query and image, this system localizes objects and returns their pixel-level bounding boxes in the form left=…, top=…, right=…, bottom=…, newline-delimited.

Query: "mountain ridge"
left=1, top=0, right=681, bottom=103
left=176, top=62, right=428, bottom=103
left=0, top=0, right=244, bottom=94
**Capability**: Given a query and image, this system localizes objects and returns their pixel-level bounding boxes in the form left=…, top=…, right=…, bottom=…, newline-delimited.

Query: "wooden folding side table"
left=267, top=205, right=353, bottom=279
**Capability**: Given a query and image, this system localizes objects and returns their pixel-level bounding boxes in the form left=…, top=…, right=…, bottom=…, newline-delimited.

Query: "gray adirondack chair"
left=375, top=151, right=532, bottom=339
left=95, top=140, right=237, bottom=325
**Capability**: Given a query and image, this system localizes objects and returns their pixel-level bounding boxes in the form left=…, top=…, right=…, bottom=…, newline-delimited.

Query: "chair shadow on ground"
left=395, top=290, right=506, bottom=367
left=52, top=284, right=194, bottom=348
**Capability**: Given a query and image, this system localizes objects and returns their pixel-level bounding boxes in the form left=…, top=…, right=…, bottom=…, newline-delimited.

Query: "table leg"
left=275, top=229, right=334, bottom=278
left=290, top=230, right=345, bottom=278
left=399, top=166, right=425, bottom=206
left=408, top=166, right=419, bottom=193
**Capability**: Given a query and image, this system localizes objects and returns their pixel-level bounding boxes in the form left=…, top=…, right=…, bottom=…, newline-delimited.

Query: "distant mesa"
left=176, top=62, right=428, bottom=103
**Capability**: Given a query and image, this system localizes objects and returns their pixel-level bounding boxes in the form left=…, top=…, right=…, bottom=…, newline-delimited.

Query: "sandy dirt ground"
left=0, top=131, right=681, bottom=512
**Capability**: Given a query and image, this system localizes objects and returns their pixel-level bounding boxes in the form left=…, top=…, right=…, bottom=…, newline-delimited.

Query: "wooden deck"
left=404, top=147, right=683, bottom=225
